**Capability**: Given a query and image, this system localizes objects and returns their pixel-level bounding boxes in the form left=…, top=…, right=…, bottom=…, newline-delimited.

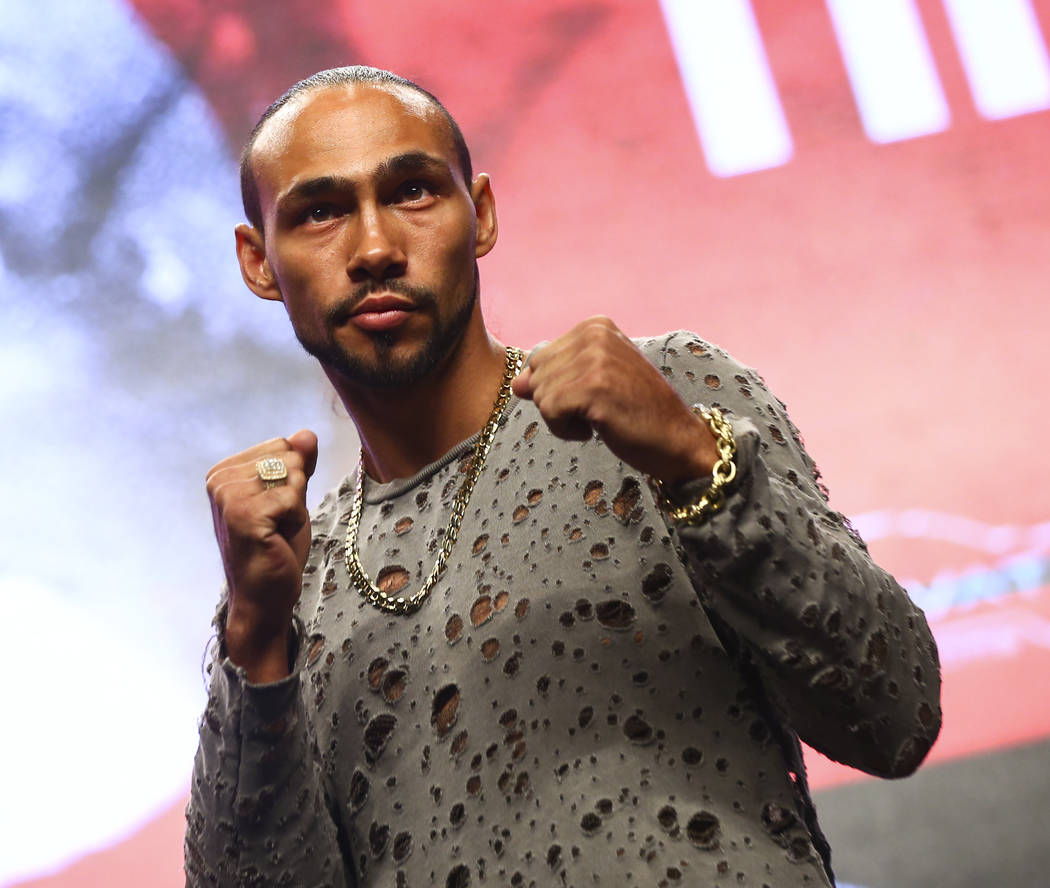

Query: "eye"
left=307, top=204, right=338, bottom=223
left=395, top=181, right=434, bottom=204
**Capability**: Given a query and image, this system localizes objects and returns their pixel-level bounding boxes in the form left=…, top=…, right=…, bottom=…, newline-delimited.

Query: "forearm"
left=184, top=645, right=350, bottom=886
left=671, top=424, right=942, bottom=777
left=223, top=609, right=296, bottom=684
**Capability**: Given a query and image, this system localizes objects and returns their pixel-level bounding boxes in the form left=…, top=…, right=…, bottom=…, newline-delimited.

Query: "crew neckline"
left=359, top=395, right=522, bottom=504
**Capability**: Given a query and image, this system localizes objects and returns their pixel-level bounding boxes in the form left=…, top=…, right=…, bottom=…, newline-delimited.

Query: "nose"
left=346, top=206, right=407, bottom=283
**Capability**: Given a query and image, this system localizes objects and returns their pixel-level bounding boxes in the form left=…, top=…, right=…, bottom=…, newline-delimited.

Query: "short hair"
left=239, top=66, right=474, bottom=233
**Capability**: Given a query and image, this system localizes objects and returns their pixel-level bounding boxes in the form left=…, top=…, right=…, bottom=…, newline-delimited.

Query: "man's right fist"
left=205, top=429, right=318, bottom=682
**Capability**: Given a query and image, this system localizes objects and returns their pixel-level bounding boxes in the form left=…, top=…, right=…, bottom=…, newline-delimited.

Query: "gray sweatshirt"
left=185, top=331, right=941, bottom=888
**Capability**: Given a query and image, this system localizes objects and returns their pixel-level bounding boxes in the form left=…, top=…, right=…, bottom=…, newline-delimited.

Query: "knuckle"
left=211, top=478, right=238, bottom=509
left=206, top=462, right=234, bottom=490
left=587, top=316, right=618, bottom=339
left=536, top=401, right=557, bottom=423
left=221, top=496, right=250, bottom=528
left=276, top=482, right=306, bottom=510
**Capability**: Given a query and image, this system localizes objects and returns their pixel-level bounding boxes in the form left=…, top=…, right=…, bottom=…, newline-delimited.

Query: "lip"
left=348, top=294, right=418, bottom=332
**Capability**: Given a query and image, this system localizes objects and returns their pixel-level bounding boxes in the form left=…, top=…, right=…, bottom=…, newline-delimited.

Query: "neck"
left=328, top=315, right=509, bottom=483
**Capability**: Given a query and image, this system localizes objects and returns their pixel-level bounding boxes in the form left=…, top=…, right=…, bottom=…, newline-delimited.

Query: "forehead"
left=251, top=84, right=457, bottom=200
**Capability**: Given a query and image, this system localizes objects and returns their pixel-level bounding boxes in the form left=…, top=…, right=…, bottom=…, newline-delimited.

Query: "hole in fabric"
left=686, top=811, right=721, bottom=849
left=642, top=564, right=673, bottom=603
left=596, top=600, right=636, bottom=630
left=761, top=802, right=797, bottom=835
left=623, top=714, right=654, bottom=744
left=432, top=685, right=461, bottom=737
left=368, top=657, right=388, bottom=691
left=381, top=669, right=408, bottom=703
left=471, top=596, right=494, bottom=627
left=446, top=863, right=471, bottom=887
left=363, top=713, right=397, bottom=765
left=657, top=805, right=678, bottom=831
left=369, top=822, right=389, bottom=857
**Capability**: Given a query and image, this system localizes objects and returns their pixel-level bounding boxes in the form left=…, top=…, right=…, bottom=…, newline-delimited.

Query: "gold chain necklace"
left=345, top=346, right=525, bottom=614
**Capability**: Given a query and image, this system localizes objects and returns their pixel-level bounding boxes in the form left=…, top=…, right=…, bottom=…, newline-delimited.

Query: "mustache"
left=325, top=280, right=437, bottom=327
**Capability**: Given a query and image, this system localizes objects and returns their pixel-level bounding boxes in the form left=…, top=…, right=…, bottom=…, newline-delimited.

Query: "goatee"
left=296, top=274, right=478, bottom=390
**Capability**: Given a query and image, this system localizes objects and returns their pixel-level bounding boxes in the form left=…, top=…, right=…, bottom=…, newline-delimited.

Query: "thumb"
left=287, top=429, right=319, bottom=478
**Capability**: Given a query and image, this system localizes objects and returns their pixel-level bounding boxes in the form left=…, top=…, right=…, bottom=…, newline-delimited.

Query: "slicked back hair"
left=239, top=66, right=474, bottom=233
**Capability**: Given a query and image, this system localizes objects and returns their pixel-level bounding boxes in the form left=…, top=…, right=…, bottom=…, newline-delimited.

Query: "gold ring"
left=256, top=456, right=288, bottom=489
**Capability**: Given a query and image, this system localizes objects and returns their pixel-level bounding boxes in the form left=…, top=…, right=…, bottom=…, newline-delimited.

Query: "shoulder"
left=297, top=469, right=359, bottom=607
left=633, top=330, right=737, bottom=365
left=631, top=330, right=769, bottom=395
left=310, top=470, right=358, bottom=535
left=630, top=331, right=826, bottom=494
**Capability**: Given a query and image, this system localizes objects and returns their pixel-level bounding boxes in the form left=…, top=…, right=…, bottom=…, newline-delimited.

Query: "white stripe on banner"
left=659, top=0, right=793, bottom=176
left=826, top=0, right=950, bottom=142
left=941, top=0, right=1050, bottom=119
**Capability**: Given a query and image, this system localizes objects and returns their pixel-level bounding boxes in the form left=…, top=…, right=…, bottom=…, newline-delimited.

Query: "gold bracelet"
left=648, top=406, right=737, bottom=524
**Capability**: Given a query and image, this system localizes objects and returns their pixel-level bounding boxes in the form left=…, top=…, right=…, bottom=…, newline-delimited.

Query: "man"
left=186, top=66, right=941, bottom=887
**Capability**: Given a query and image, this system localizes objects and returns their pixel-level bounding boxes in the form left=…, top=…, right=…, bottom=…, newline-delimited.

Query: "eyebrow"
left=276, top=152, right=451, bottom=210
left=377, top=151, right=449, bottom=179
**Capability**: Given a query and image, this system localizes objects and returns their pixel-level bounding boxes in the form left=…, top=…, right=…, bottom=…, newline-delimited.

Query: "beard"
left=295, top=272, right=478, bottom=390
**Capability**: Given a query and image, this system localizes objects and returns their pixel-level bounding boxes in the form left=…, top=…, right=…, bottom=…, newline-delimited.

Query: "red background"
left=17, top=0, right=1050, bottom=883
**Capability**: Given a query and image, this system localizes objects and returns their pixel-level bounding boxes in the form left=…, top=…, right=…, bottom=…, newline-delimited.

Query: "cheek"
left=271, top=268, right=331, bottom=336
left=273, top=244, right=343, bottom=301
left=423, top=223, right=476, bottom=282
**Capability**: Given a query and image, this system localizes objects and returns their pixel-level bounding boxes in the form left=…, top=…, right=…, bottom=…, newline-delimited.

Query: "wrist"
left=648, top=407, right=737, bottom=524
left=653, top=408, right=720, bottom=487
left=223, top=611, right=294, bottom=683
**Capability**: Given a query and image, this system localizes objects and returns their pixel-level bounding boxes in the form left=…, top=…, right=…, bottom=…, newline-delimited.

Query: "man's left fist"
left=511, top=317, right=719, bottom=486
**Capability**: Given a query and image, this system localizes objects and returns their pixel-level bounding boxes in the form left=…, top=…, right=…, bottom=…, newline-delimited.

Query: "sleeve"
left=646, top=331, right=942, bottom=779
left=184, top=620, right=354, bottom=887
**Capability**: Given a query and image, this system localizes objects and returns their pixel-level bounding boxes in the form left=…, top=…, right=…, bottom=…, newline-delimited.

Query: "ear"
left=235, top=223, right=283, bottom=302
left=470, top=173, right=498, bottom=259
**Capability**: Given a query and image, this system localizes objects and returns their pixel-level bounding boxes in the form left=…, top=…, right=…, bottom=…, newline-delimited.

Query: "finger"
left=511, top=366, right=534, bottom=399
left=207, top=448, right=306, bottom=494
left=544, top=413, right=593, bottom=442
left=207, top=436, right=299, bottom=483
left=255, top=465, right=309, bottom=499
left=522, top=343, right=545, bottom=368
left=530, top=381, right=596, bottom=442
left=267, top=482, right=311, bottom=537
left=215, top=468, right=309, bottom=540
left=211, top=466, right=308, bottom=514
left=209, top=457, right=308, bottom=520
left=286, top=429, right=319, bottom=478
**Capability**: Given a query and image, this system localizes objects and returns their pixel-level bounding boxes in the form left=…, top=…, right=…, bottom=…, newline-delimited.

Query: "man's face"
left=246, top=84, right=491, bottom=389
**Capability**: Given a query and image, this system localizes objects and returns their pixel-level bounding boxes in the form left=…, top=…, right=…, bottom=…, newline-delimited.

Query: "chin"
left=311, top=331, right=450, bottom=390
left=304, top=286, right=477, bottom=390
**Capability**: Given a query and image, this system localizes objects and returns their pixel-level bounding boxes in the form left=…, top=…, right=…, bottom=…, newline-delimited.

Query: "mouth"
left=347, top=294, right=419, bottom=332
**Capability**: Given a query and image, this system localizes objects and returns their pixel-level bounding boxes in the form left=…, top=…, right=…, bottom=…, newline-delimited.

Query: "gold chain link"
left=345, top=346, right=525, bottom=614
left=648, top=406, right=737, bottom=524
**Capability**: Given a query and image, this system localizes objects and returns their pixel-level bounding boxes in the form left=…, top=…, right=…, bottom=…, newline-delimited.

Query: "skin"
left=207, top=83, right=717, bottom=683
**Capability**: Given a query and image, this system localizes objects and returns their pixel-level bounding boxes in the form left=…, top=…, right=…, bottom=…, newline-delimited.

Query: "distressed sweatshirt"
left=185, top=331, right=941, bottom=888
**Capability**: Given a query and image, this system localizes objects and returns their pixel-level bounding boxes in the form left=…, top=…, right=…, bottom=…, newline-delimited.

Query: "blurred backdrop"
left=2, top=1, right=1048, bottom=886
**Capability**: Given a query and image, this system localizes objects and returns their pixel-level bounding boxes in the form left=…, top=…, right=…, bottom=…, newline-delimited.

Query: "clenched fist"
left=512, top=317, right=719, bottom=485
left=205, top=429, right=318, bottom=683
